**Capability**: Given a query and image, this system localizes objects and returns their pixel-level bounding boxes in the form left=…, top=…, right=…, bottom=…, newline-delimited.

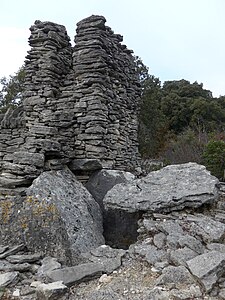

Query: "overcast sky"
left=1, top=0, right=225, bottom=96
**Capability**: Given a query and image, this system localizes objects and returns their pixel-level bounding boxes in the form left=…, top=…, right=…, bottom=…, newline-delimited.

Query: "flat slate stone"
left=69, top=158, right=103, bottom=171
left=6, top=253, right=42, bottom=264
left=0, top=246, right=9, bottom=254
left=0, top=272, right=19, bottom=288
left=157, top=220, right=184, bottom=235
left=170, top=285, right=202, bottom=299
left=207, top=243, right=225, bottom=253
left=187, top=251, right=225, bottom=292
left=0, top=260, right=31, bottom=272
left=0, top=244, right=25, bottom=259
left=46, top=262, right=104, bottom=286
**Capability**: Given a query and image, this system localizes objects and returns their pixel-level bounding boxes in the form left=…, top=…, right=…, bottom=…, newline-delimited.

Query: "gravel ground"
left=68, top=256, right=159, bottom=300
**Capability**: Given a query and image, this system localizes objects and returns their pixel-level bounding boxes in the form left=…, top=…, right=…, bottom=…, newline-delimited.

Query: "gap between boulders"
left=103, top=210, right=142, bottom=249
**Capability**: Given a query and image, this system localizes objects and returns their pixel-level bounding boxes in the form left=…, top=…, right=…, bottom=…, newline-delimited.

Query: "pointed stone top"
left=76, top=15, right=106, bottom=30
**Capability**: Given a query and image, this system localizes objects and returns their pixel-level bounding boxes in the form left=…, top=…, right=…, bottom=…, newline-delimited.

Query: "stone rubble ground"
left=0, top=179, right=225, bottom=299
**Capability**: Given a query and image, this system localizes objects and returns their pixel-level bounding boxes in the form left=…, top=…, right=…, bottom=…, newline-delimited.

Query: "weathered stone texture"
left=72, top=15, right=140, bottom=169
left=0, top=167, right=223, bottom=299
left=0, top=168, right=104, bottom=264
left=0, top=15, right=141, bottom=189
left=103, top=162, right=219, bottom=213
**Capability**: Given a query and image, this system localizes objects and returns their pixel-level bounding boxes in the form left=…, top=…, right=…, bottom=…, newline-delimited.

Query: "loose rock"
left=0, top=272, right=19, bottom=288
left=187, top=251, right=225, bottom=292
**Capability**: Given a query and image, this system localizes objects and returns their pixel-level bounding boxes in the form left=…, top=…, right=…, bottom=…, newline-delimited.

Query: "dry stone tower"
left=0, top=15, right=141, bottom=188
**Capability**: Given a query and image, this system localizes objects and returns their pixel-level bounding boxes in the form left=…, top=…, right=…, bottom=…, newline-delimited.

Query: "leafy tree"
left=161, top=80, right=225, bottom=134
left=138, top=75, right=168, bottom=157
left=134, top=56, right=168, bottom=157
left=202, top=140, right=225, bottom=180
left=163, top=80, right=212, bottom=99
left=133, top=56, right=150, bottom=87
left=190, top=97, right=225, bottom=133
left=138, top=73, right=225, bottom=160
left=217, top=96, right=225, bottom=110
left=161, top=80, right=205, bottom=134
left=160, top=92, right=193, bottom=133
left=0, top=66, right=25, bottom=113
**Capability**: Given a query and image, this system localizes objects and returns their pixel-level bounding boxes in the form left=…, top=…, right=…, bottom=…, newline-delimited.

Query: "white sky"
left=1, top=0, right=225, bottom=96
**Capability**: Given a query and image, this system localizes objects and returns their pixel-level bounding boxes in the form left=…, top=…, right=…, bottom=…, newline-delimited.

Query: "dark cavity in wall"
left=103, top=209, right=142, bottom=249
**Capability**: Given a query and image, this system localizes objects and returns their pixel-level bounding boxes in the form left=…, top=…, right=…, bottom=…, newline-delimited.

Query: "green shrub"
left=202, top=140, right=225, bottom=180
left=161, top=129, right=206, bottom=165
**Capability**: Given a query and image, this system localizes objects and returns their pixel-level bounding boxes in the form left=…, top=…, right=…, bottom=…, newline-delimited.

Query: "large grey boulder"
left=86, top=169, right=135, bottom=211
left=86, top=169, right=136, bottom=249
left=0, top=167, right=104, bottom=264
left=104, top=163, right=219, bottom=213
left=26, top=167, right=104, bottom=262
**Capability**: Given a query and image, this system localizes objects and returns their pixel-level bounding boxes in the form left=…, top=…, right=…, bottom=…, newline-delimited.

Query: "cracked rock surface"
left=104, top=162, right=219, bottom=213
left=0, top=163, right=225, bottom=299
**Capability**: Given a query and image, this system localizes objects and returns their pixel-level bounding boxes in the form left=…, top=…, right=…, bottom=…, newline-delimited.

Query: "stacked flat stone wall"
left=71, top=16, right=140, bottom=169
left=0, top=15, right=141, bottom=189
left=23, top=20, right=74, bottom=159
